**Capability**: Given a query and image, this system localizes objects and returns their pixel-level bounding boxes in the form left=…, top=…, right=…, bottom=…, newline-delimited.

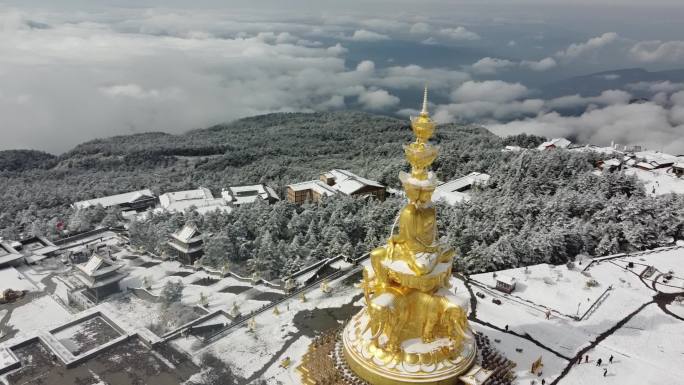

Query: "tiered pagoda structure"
left=168, top=223, right=204, bottom=265
left=298, top=89, right=491, bottom=385
left=74, top=253, right=127, bottom=303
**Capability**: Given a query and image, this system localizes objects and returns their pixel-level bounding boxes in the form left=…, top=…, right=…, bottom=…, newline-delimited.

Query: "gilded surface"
left=341, top=88, right=476, bottom=385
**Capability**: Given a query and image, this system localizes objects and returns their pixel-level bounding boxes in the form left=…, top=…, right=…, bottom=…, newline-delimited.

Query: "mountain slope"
left=0, top=150, right=57, bottom=172
left=0, top=111, right=502, bottom=238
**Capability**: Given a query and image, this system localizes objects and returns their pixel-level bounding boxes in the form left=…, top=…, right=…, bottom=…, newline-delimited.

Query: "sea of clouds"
left=1, top=3, right=683, bottom=153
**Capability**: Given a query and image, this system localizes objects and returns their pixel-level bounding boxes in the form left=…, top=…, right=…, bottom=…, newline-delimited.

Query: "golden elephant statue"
left=402, top=290, right=470, bottom=344
left=364, top=287, right=471, bottom=351
left=364, top=286, right=410, bottom=352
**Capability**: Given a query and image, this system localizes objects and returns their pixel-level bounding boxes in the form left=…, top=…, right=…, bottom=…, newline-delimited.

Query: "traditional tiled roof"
left=288, top=180, right=338, bottom=196
left=221, top=184, right=280, bottom=205
left=171, top=224, right=202, bottom=244
left=433, top=172, right=491, bottom=205
left=288, top=169, right=384, bottom=197
left=73, top=189, right=155, bottom=210
left=538, top=137, right=571, bottom=150
left=159, top=187, right=231, bottom=213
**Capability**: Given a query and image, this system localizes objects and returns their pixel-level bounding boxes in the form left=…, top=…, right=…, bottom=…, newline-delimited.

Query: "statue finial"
left=421, top=85, right=429, bottom=116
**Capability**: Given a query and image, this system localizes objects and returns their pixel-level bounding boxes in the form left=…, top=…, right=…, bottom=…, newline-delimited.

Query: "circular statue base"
left=341, top=310, right=477, bottom=385
left=296, top=328, right=512, bottom=385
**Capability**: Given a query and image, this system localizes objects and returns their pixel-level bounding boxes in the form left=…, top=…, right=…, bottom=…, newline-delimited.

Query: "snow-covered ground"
left=194, top=275, right=361, bottom=380
left=2, top=232, right=683, bottom=385
left=472, top=263, right=606, bottom=317
left=472, top=323, right=567, bottom=384
left=0, top=267, right=37, bottom=293
left=625, top=167, right=684, bottom=196
left=5, top=296, right=74, bottom=340
left=560, top=304, right=684, bottom=385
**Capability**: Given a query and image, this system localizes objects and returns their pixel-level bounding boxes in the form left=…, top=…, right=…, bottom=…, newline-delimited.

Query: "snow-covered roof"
left=636, top=162, right=656, bottom=170
left=193, top=204, right=232, bottom=215
left=635, top=150, right=678, bottom=165
left=159, top=187, right=231, bottom=214
left=326, top=169, right=384, bottom=195
left=15, top=236, right=58, bottom=260
left=432, top=172, right=490, bottom=206
left=496, top=274, right=516, bottom=285
left=159, top=187, right=213, bottom=207
left=0, top=243, right=23, bottom=266
left=538, top=137, right=571, bottom=150
left=73, top=189, right=155, bottom=210
left=288, top=169, right=383, bottom=198
left=288, top=180, right=337, bottom=196
left=221, top=184, right=280, bottom=205
left=82, top=254, right=106, bottom=275
left=625, top=167, right=684, bottom=195
left=503, top=145, right=523, bottom=152
left=672, top=163, right=684, bottom=169
left=168, top=242, right=204, bottom=254
left=171, top=224, right=202, bottom=244
left=603, top=158, right=622, bottom=167
left=571, top=144, right=624, bottom=156
left=75, top=253, right=123, bottom=278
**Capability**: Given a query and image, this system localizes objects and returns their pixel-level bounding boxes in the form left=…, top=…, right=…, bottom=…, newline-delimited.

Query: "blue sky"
left=1, top=1, right=684, bottom=152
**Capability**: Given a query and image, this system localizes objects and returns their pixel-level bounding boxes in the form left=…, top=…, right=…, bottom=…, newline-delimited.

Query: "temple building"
left=221, top=184, right=280, bottom=206
left=674, top=163, right=684, bottom=178
left=495, top=274, right=517, bottom=294
left=287, top=169, right=385, bottom=204
left=0, top=242, right=23, bottom=268
left=159, top=187, right=231, bottom=214
left=13, top=236, right=59, bottom=264
left=168, top=223, right=204, bottom=265
left=72, top=189, right=157, bottom=213
left=433, top=172, right=491, bottom=205
left=537, top=137, right=571, bottom=151
left=74, top=253, right=127, bottom=303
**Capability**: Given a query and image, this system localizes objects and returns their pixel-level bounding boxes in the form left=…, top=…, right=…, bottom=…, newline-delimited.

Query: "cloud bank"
left=2, top=4, right=684, bottom=154
left=0, top=8, right=478, bottom=152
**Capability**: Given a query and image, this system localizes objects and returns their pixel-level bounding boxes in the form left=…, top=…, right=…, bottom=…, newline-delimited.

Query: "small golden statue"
left=341, top=88, right=482, bottom=385
left=247, top=317, right=257, bottom=332
left=229, top=302, right=240, bottom=318
left=320, top=278, right=332, bottom=294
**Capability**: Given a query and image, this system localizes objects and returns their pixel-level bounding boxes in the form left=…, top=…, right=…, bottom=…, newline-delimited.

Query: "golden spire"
left=421, top=85, right=429, bottom=116
left=406, top=85, right=437, bottom=180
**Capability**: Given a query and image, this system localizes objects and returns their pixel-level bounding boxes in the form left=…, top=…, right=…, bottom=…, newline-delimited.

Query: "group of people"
left=577, top=353, right=615, bottom=377
left=530, top=353, right=616, bottom=384
left=474, top=332, right=517, bottom=385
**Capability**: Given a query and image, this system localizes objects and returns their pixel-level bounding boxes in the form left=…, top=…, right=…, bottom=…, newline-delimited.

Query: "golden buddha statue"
left=370, top=174, right=454, bottom=291
left=341, top=87, right=488, bottom=385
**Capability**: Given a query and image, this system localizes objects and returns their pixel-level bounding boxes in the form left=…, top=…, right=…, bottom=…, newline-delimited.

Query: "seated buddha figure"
left=370, top=172, right=454, bottom=290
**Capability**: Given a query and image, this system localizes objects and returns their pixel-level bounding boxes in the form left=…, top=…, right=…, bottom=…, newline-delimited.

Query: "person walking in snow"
left=603, top=368, right=608, bottom=377
left=596, top=358, right=602, bottom=366
left=585, top=355, right=589, bottom=363
left=609, top=355, right=613, bottom=364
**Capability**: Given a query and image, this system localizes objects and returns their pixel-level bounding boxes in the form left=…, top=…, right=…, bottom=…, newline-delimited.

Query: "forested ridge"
left=1, top=111, right=682, bottom=277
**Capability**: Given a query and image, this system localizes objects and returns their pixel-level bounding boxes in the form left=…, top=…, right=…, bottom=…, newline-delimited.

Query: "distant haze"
left=1, top=1, right=684, bottom=153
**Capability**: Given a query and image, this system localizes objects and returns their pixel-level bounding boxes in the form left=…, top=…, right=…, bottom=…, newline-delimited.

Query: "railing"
left=201, top=262, right=364, bottom=345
